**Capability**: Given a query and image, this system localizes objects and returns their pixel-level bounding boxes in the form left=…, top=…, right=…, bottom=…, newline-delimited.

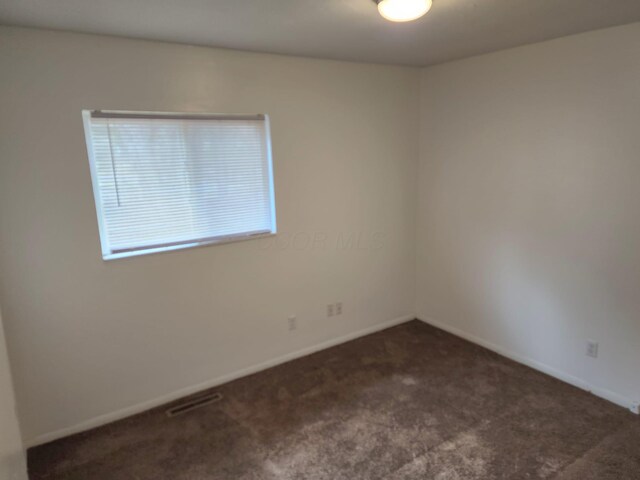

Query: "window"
left=82, top=110, right=276, bottom=260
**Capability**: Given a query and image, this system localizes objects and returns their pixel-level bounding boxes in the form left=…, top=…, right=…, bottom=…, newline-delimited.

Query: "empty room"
left=1, top=1, right=640, bottom=479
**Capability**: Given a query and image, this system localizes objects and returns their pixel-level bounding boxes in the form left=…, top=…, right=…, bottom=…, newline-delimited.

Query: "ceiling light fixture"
left=374, top=0, right=432, bottom=22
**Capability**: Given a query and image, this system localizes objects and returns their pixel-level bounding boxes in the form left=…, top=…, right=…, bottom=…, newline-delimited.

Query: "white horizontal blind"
left=83, top=111, right=276, bottom=259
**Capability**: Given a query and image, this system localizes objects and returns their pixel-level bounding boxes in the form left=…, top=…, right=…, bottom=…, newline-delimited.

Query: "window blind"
left=83, top=111, right=276, bottom=259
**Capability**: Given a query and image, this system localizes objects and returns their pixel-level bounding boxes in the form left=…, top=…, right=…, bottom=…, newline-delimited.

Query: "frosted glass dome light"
left=375, top=0, right=432, bottom=22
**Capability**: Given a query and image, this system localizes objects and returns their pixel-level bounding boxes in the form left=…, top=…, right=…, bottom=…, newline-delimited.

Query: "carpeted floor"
left=28, top=320, right=640, bottom=479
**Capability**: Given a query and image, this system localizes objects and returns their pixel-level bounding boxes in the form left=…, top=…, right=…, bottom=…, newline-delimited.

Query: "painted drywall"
left=0, top=308, right=28, bottom=480
left=0, top=27, right=419, bottom=444
left=417, top=23, right=640, bottom=410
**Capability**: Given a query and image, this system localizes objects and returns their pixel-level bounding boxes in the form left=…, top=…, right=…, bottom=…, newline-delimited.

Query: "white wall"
left=0, top=27, right=419, bottom=445
left=0, top=308, right=27, bottom=480
left=4, top=21, right=639, bottom=450
left=417, top=23, right=640, bottom=410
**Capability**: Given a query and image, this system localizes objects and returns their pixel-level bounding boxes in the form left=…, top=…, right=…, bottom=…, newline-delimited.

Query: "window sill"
left=102, top=231, right=276, bottom=261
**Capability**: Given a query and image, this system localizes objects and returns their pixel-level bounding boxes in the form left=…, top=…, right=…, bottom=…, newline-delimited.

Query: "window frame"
left=82, top=110, right=277, bottom=261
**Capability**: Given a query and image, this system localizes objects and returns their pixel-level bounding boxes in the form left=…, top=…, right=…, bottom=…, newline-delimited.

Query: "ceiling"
left=1, top=0, right=640, bottom=67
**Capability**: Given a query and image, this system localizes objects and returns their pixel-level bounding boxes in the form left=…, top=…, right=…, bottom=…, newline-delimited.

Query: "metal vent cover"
left=165, top=392, right=223, bottom=417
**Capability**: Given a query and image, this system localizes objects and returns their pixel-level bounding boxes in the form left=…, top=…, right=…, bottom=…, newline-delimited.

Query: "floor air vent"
left=165, top=392, right=223, bottom=417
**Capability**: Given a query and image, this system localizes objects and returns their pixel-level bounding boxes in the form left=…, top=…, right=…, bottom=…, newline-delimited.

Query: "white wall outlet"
left=327, top=304, right=334, bottom=317
left=288, top=315, right=297, bottom=331
left=335, top=302, right=343, bottom=315
left=631, top=401, right=640, bottom=415
left=586, top=340, right=599, bottom=358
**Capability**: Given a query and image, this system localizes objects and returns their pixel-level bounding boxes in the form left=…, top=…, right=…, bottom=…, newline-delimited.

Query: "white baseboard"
left=26, top=314, right=415, bottom=448
left=418, top=316, right=638, bottom=415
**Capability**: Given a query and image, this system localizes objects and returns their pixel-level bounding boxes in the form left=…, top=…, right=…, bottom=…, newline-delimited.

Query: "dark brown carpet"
left=28, top=320, right=640, bottom=479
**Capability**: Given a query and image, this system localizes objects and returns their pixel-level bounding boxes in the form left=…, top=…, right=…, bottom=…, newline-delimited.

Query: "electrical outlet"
left=586, top=341, right=599, bottom=358
left=327, top=304, right=334, bottom=317
left=335, top=302, right=343, bottom=315
left=288, top=316, right=297, bottom=331
left=631, top=401, right=640, bottom=415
